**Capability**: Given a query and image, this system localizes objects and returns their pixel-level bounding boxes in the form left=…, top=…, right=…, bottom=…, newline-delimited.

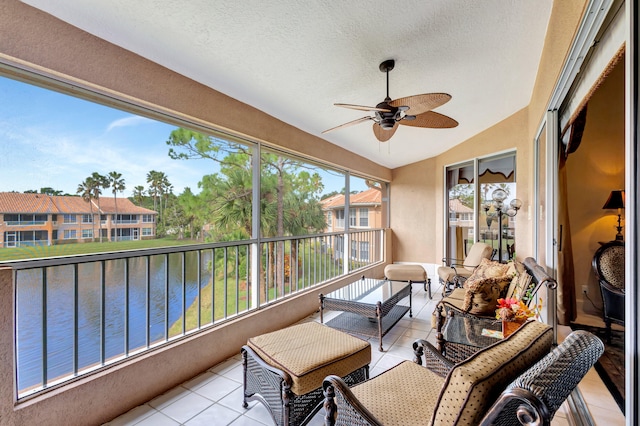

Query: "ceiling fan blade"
left=372, top=122, right=398, bottom=142
left=335, top=103, right=391, bottom=112
left=399, top=111, right=459, bottom=128
left=389, top=93, right=451, bottom=115
left=322, top=116, right=372, bottom=134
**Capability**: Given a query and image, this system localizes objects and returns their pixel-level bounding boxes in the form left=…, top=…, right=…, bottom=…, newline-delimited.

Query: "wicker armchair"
left=481, top=330, right=604, bottom=425
left=322, top=327, right=603, bottom=426
left=322, top=321, right=553, bottom=426
left=592, top=240, right=625, bottom=343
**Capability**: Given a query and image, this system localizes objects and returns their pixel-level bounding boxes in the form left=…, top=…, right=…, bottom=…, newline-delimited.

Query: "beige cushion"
left=437, top=243, right=493, bottom=283
left=506, top=262, right=533, bottom=300
left=351, top=361, right=445, bottom=425
left=432, top=320, right=553, bottom=425
left=505, top=260, right=524, bottom=298
left=438, top=266, right=474, bottom=284
left=463, top=243, right=494, bottom=272
left=384, top=264, right=427, bottom=282
left=247, top=322, right=371, bottom=395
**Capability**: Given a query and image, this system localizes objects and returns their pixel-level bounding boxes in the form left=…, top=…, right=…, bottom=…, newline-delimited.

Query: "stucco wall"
left=391, top=0, right=589, bottom=265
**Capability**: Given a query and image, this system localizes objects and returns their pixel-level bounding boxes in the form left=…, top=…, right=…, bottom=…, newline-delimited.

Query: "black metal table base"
left=326, top=304, right=411, bottom=351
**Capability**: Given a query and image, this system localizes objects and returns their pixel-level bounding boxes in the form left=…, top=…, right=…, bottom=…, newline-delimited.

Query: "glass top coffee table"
left=319, top=276, right=412, bottom=351
left=435, top=307, right=503, bottom=361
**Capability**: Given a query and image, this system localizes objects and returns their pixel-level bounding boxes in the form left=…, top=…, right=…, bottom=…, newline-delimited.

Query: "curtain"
left=556, top=46, right=625, bottom=325
left=556, top=110, right=585, bottom=324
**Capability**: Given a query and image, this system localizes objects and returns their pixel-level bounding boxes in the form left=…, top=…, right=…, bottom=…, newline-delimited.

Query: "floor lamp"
left=483, top=188, right=522, bottom=262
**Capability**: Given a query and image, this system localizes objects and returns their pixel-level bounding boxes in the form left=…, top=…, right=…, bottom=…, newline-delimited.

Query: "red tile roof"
left=0, top=192, right=157, bottom=215
left=449, top=198, right=473, bottom=213
left=92, top=197, right=156, bottom=215
left=0, top=192, right=58, bottom=214
left=321, top=188, right=382, bottom=209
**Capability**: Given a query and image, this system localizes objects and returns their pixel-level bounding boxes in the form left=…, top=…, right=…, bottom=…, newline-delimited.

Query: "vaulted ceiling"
left=23, top=0, right=553, bottom=168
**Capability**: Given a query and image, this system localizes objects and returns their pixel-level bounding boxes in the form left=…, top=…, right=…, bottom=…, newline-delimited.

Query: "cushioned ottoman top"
left=384, top=264, right=427, bottom=282
left=247, top=322, right=371, bottom=395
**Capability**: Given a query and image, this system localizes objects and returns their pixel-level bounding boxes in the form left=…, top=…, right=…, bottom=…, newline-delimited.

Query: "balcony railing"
left=9, top=229, right=384, bottom=399
left=5, top=221, right=47, bottom=226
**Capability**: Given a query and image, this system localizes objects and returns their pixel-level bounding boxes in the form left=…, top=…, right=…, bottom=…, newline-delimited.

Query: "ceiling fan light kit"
left=323, top=59, right=458, bottom=142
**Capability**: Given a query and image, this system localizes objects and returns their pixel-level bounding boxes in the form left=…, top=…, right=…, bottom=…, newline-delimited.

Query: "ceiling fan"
left=323, top=59, right=458, bottom=142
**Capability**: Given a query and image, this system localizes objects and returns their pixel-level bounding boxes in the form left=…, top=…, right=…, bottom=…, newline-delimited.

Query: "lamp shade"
left=602, top=190, right=625, bottom=210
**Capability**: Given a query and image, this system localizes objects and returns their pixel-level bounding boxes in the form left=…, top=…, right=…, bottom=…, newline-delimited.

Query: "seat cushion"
left=432, top=320, right=553, bottom=426
left=247, top=322, right=371, bottom=395
left=351, top=361, right=445, bottom=426
left=438, top=266, right=473, bottom=283
left=463, top=243, right=494, bottom=271
left=384, top=264, right=427, bottom=282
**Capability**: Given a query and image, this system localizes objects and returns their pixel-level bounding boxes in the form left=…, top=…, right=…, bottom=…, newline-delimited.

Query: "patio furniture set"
left=241, top=259, right=602, bottom=426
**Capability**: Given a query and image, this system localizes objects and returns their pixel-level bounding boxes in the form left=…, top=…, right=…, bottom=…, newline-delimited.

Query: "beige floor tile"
left=160, top=392, right=213, bottom=423
left=102, top=404, right=157, bottom=426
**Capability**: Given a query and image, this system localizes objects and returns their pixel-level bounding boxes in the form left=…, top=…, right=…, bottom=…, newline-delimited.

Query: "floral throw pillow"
left=462, top=275, right=513, bottom=315
left=471, top=258, right=511, bottom=280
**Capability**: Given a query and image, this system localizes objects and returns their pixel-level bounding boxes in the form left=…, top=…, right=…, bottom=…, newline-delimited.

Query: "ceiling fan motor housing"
left=376, top=100, right=400, bottom=129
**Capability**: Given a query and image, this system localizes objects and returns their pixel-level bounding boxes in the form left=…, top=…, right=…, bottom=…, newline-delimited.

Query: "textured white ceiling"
left=23, top=0, right=553, bottom=169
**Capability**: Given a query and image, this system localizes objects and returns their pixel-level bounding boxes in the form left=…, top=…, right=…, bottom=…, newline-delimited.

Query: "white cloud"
left=106, top=116, right=153, bottom=132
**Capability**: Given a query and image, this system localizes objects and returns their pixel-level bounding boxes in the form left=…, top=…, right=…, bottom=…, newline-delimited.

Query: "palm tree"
left=91, top=172, right=108, bottom=242
left=77, top=177, right=97, bottom=241
left=146, top=170, right=170, bottom=233
left=146, top=170, right=163, bottom=212
left=132, top=185, right=145, bottom=206
left=107, top=171, right=126, bottom=241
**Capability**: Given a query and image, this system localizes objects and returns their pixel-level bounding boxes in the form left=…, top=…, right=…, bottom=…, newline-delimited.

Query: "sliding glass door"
left=445, top=152, right=517, bottom=263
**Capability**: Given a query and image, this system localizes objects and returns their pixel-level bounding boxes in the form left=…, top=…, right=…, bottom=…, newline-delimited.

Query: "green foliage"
left=167, top=128, right=328, bottom=241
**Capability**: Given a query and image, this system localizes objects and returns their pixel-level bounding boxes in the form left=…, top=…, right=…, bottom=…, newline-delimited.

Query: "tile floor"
left=105, top=281, right=625, bottom=426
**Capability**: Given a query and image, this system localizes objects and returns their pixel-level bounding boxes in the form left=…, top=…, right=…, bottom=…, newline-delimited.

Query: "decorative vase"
left=502, top=319, right=525, bottom=338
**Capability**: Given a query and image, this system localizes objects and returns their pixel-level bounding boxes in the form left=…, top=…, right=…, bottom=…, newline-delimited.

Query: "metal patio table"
left=319, top=276, right=412, bottom=351
left=436, top=307, right=503, bottom=361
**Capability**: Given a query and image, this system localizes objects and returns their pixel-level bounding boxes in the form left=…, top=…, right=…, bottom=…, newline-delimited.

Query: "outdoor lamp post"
left=483, top=188, right=522, bottom=262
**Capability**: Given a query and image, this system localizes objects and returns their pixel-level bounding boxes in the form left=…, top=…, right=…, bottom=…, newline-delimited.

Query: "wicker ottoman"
left=384, top=264, right=431, bottom=299
left=242, top=321, right=371, bottom=426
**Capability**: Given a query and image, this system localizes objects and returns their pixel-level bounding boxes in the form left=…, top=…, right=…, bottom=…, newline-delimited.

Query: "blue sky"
left=0, top=76, right=364, bottom=198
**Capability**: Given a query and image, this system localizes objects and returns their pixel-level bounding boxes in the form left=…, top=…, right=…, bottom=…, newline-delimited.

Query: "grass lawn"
left=168, top=277, right=249, bottom=337
left=0, top=238, right=201, bottom=262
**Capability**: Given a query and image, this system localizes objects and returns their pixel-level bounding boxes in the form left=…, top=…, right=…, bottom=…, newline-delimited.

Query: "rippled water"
left=15, top=251, right=212, bottom=392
